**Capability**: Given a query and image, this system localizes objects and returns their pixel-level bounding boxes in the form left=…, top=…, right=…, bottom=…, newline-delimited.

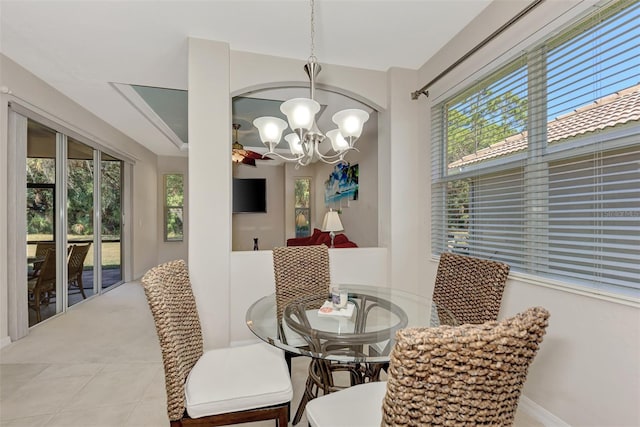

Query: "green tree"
left=101, top=161, right=122, bottom=237
left=294, top=178, right=310, bottom=208
left=447, top=89, right=527, bottom=165
left=445, top=87, right=527, bottom=232
left=67, top=160, right=94, bottom=236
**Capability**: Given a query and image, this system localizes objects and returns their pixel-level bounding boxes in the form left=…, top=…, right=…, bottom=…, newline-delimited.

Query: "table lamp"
left=322, top=209, right=343, bottom=248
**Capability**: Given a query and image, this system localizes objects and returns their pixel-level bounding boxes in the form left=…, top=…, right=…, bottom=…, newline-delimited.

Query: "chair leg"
left=285, top=352, right=293, bottom=376
left=77, top=274, right=87, bottom=299
left=277, top=405, right=289, bottom=427
left=33, top=290, right=42, bottom=323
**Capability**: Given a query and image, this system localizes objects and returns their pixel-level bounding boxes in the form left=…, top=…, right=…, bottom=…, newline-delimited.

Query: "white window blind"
left=431, top=0, right=640, bottom=297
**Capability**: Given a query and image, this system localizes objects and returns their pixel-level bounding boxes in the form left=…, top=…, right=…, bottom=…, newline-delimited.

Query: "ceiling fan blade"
left=232, top=147, right=271, bottom=166
left=241, top=157, right=257, bottom=167
left=244, top=150, right=271, bottom=160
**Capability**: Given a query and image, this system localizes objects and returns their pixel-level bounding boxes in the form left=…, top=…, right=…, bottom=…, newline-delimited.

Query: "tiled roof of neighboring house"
left=448, top=84, right=640, bottom=168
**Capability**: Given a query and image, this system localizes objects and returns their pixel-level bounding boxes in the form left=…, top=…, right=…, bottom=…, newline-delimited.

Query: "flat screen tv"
left=233, top=178, right=267, bottom=213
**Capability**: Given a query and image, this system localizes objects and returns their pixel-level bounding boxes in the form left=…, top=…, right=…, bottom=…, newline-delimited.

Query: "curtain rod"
left=411, top=0, right=546, bottom=100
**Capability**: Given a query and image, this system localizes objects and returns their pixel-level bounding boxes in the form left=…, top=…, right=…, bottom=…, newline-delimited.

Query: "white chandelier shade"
left=285, top=133, right=304, bottom=155
left=252, top=116, right=288, bottom=148
left=280, top=98, right=321, bottom=131
left=332, top=109, right=370, bottom=140
left=325, top=129, right=348, bottom=152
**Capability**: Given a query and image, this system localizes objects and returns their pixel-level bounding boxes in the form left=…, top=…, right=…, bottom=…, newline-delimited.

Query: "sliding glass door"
left=67, top=137, right=96, bottom=306
left=26, top=120, right=60, bottom=326
left=19, top=114, right=126, bottom=328
left=101, top=154, right=123, bottom=289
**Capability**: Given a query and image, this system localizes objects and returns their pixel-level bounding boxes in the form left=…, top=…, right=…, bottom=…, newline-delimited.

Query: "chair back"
left=34, top=248, right=57, bottom=291
left=272, top=245, right=331, bottom=320
left=30, top=242, right=56, bottom=277
left=382, top=306, right=550, bottom=426
left=68, top=243, right=91, bottom=279
left=141, top=259, right=204, bottom=421
left=35, top=242, right=56, bottom=258
left=433, top=252, right=510, bottom=324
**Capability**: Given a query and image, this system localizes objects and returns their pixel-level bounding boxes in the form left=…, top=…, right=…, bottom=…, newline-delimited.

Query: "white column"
left=386, top=68, right=427, bottom=296
left=188, top=38, right=231, bottom=349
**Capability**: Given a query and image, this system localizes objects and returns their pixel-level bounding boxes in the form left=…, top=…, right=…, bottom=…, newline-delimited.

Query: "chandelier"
left=252, top=0, right=370, bottom=168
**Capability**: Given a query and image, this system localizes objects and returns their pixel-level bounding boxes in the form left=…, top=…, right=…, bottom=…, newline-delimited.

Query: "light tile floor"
left=1, top=281, right=543, bottom=427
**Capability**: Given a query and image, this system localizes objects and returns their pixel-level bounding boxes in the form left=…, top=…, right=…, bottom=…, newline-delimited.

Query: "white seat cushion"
left=185, top=342, right=293, bottom=419
left=306, top=381, right=387, bottom=427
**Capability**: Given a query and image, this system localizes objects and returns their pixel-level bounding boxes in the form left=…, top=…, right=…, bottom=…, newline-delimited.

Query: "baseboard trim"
left=519, top=395, right=570, bottom=426
left=0, top=336, right=12, bottom=349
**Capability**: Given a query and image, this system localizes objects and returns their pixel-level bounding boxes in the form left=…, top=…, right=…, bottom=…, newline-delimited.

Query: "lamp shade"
left=322, top=210, right=343, bottom=233
left=326, top=129, right=349, bottom=153
left=253, top=117, right=288, bottom=145
left=332, top=109, right=370, bottom=140
left=285, top=133, right=304, bottom=155
left=280, top=98, right=320, bottom=131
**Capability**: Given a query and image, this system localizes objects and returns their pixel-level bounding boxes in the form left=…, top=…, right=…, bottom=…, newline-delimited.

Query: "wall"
left=232, top=162, right=285, bottom=251
left=0, top=57, right=8, bottom=347
left=0, top=54, right=160, bottom=345
left=418, top=1, right=640, bottom=425
left=157, top=156, right=188, bottom=264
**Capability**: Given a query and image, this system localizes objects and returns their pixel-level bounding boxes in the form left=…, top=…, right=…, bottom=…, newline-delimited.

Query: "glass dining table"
left=246, top=284, right=457, bottom=424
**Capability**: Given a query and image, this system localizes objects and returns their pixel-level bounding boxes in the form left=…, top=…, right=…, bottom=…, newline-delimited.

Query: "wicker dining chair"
left=27, top=248, right=57, bottom=322
left=142, top=260, right=292, bottom=427
left=272, top=245, right=361, bottom=424
left=433, top=251, right=511, bottom=325
left=272, top=245, right=332, bottom=342
left=67, top=243, right=91, bottom=299
left=306, top=306, right=550, bottom=427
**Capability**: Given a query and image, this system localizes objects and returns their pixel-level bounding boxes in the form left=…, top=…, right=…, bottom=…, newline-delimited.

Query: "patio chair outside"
left=27, top=248, right=56, bottom=322
left=67, top=242, right=91, bottom=299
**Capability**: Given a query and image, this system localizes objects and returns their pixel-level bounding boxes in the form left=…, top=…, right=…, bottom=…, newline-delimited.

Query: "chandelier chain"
left=309, top=0, right=316, bottom=63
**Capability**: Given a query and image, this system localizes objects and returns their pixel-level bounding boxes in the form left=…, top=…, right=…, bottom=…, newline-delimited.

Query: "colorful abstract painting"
left=324, top=163, right=358, bottom=206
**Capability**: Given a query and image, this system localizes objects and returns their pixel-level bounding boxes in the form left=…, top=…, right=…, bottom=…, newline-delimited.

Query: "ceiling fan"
left=232, top=123, right=272, bottom=167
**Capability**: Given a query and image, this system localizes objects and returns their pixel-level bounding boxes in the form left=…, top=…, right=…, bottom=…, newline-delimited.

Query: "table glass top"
left=246, top=284, right=455, bottom=363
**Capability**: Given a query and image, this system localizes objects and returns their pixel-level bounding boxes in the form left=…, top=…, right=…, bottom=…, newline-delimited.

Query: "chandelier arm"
left=298, top=157, right=314, bottom=167
left=298, top=150, right=314, bottom=167
left=301, top=137, right=313, bottom=157
left=315, top=146, right=359, bottom=162
left=263, top=150, right=306, bottom=163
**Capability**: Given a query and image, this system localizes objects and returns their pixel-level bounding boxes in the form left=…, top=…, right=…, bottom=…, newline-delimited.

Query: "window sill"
left=507, top=271, right=640, bottom=308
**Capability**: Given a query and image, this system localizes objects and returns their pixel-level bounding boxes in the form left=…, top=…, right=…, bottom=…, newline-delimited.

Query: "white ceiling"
left=0, top=0, right=492, bottom=156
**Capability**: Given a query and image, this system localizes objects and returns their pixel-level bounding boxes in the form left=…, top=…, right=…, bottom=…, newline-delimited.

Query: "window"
left=164, top=174, right=184, bottom=242
left=431, top=0, right=640, bottom=297
left=294, top=177, right=311, bottom=238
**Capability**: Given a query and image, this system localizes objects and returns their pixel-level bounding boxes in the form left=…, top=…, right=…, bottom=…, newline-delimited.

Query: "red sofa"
left=286, top=228, right=358, bottom=248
